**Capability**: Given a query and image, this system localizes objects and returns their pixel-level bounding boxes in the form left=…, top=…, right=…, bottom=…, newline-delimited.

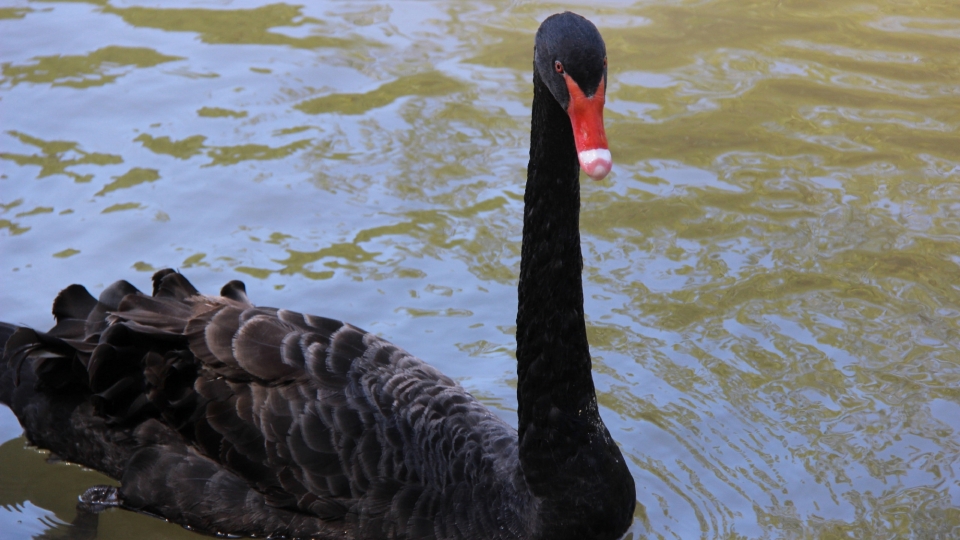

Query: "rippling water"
left=2, top=1, right=959, bottom=538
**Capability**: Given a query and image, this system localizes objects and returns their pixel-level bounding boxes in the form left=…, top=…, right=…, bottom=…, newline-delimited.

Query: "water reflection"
left=2, top=0, right=959, bottom=539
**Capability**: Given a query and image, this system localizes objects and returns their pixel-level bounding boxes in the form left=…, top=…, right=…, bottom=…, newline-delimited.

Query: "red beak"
left=564, top=75, right=611, bottom=181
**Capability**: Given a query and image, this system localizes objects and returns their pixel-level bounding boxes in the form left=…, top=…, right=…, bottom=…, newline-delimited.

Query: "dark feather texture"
left=3, top=272, right=532, bottom=539
left=0, top=11, right=635, bottom=540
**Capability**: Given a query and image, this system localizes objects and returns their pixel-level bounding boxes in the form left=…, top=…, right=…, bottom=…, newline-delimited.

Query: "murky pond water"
left=2, top=0, right=959, bottom=538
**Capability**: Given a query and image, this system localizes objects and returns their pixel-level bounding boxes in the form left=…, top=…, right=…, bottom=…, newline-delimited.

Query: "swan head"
left=535, top=12, right=610, bottom=181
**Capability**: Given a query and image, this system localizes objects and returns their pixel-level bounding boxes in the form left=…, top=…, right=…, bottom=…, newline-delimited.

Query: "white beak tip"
left=578, top=148, right=612, bottom=181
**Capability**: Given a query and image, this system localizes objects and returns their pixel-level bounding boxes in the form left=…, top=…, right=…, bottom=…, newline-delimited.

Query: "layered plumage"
left=0, top=12, right=635, bottom=540
left=3, top=270, right=532, bottom=538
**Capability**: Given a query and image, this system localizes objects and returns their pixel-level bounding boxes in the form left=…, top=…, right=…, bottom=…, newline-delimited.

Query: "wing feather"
left=5, top=269, right=534, bottom=539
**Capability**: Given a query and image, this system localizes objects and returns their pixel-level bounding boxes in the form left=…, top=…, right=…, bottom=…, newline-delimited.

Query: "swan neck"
left=516, top=68, right=600, bottom=468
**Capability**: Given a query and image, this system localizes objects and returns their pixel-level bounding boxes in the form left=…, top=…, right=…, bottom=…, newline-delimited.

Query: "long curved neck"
left=516, top=67, right=600, bottom=481
left=515, top=68, right=635, bottom=540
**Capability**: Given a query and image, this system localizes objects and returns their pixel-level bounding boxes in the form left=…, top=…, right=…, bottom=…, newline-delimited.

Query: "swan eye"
left=603, top=58, right=607, bottom=68
left=554, top=61, right=564, bottom=74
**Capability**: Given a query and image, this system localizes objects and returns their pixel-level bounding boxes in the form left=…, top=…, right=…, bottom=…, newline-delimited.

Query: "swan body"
left=0, top=12, right=635, bottom=540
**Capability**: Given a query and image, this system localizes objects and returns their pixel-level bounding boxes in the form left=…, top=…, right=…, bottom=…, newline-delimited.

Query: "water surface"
left=1, top=0, right=959, bottom=538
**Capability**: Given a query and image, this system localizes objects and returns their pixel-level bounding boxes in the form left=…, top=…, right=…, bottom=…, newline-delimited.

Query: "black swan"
left=0, top=12, right=635, bottom=540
